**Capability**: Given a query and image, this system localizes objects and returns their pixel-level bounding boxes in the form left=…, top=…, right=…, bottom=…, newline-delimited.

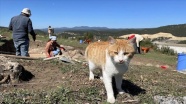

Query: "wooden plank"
left=43, top=56, right=60, bottom=61
left=0, top=54, right=40, bottom=60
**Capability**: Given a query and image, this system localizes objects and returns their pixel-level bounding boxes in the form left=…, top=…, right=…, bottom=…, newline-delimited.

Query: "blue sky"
left=0, top=0, right=186, bottom=29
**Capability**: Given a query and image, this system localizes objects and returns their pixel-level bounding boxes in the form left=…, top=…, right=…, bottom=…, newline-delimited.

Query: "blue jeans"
left=52, top=48, right=60, bottom=56
left=14, top=40, right=29, bottom=57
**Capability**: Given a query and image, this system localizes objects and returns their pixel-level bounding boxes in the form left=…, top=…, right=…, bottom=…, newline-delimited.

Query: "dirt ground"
left=0, top=40, right=177, bottom=91
left=1, top=40, right=184, bottom=104
left=0, top=40, right=91, bottom=91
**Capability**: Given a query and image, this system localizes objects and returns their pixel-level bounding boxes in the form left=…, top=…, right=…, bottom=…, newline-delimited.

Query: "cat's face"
left=107, top=39, right=135, bottom=65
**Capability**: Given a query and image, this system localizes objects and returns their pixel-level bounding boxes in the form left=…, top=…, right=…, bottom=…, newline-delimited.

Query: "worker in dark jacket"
left=9, top=8, right=36, bottom=57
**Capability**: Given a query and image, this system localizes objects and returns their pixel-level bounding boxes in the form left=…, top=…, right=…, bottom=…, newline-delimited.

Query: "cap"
left=50, top=36, right=57, bottom=41
left=21, top=8, right=31, bottom=16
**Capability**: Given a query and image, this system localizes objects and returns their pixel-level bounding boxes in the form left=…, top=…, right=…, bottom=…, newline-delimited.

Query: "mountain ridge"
left=1, top=23, right=186, bottom=37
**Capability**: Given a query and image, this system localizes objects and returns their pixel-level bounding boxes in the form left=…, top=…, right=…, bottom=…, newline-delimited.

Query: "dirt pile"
left=61, top=49, right=85, bottom=63
left=120, top=32, right=186, bottom=41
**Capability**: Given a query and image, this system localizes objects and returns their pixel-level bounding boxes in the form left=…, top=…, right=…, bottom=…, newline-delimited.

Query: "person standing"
left=9, top=8, right=37, bottom=57
left=128, top=34, right=144, bottom=54
left=48, top=26, right=54, bottom=38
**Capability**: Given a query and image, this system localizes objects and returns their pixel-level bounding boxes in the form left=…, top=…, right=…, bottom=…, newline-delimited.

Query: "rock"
left=61, top=49, right=85, bottom=63
left=0, top=56, right=23, bottom=84
left=154, top=95, right=186, bottom=104
left=183, top=96, right=186, bottom=104
left=146, top=63, right=153, bottom=66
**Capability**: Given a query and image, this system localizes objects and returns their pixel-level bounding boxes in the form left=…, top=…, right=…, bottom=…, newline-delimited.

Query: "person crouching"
left=45, top=36, right=62, bottom=58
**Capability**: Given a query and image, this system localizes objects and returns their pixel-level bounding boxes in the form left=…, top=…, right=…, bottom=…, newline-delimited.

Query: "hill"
left=120, top=32, right=186, bottom=41
left=34, top=29, right=47, bottom=36
left=1, top=23, right=186, bottom=37
left=41, top=24, right=186, bottom=37
left=41, top=26, right=109, bottom=33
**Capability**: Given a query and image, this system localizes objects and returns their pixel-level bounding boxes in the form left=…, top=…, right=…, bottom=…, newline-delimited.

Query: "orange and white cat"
left=85, top=36, right=136, bottom=103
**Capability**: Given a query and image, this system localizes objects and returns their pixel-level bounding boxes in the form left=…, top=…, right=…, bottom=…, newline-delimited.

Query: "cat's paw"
left=118, top=90, right=125, bottom=94
left=99, top=76, right=103, bottom=80
left=107, top=97, right=116, bottom=103
left=118, top=89, right=125, bottom=94
left=89, top=74, right=95, bottom=80
left=89, top=77, right=94, bottom=81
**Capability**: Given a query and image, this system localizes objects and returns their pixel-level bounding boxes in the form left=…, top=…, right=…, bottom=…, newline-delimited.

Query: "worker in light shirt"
left=128, top=34, right=144, bottom=54
left=48, top=26, right=54, bottom=38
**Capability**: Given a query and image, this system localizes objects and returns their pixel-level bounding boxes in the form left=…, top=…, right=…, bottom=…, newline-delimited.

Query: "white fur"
left=88, top=49, right=131, bottom=103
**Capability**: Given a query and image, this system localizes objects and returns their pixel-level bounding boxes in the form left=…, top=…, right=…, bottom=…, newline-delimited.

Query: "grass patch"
left=32, top=35, right=88, bottom=49
left=78, top=87, right=102, bottom=102
left=1, top=86, right=102, bottom=104
left=136, top=51, right=177, bottom=65
left=126, top=65, right=186, bottom=103
left=58, top=38, right=88, bottom=49
left=60, top=62, right=86, bottom=73
left=1, top=87, right=74, bottom=104
left=1, top=57, right=186, bottom=103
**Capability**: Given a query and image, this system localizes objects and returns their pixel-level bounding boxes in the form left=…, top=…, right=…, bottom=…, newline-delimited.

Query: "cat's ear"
left=108, top=36, right=116, bottom=44
left=128, top=37, right=138, bottom=53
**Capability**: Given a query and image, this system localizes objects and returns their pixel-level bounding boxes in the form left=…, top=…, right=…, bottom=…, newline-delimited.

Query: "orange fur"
left=85, top=39, right=135, bottom=67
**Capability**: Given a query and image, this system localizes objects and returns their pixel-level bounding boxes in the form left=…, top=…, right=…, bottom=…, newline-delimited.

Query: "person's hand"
left=60, top=47, right=66, bottom=51
left=32, top=34, right=36, bottom=41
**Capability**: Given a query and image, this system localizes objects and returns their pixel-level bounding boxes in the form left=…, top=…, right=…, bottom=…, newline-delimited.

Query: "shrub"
left=140, top=40, right=177, bottom=56
left=156, top=46, right=176, bottom=55
left=177, top=40, right=186, bottom=44
left=140, top=39, right=153, bottom=47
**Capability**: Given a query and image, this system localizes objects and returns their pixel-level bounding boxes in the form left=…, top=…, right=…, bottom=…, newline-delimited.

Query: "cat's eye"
left=114, top=52, right=118, bottom=54
left=123, top=52, right=128, bottom=55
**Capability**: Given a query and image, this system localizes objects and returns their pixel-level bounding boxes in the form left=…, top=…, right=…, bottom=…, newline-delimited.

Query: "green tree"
left=83, top=32, right=94, bottom=40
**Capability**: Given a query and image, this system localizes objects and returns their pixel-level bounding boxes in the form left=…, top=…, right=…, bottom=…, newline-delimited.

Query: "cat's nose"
left=119, top=60, right=124, bottom=63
